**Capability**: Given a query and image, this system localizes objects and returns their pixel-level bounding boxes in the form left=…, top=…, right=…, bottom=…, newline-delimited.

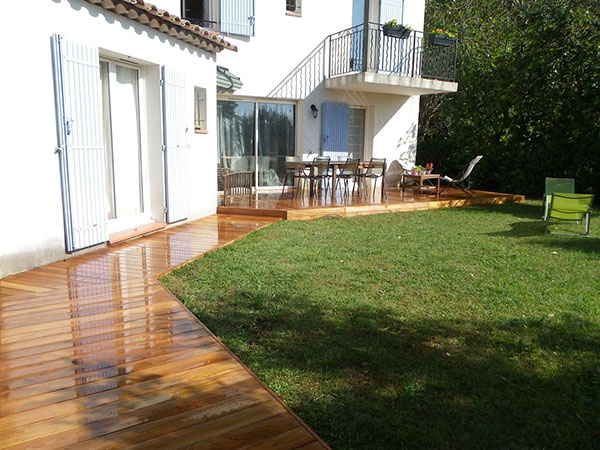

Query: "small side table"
left=402, top=174, right=441, bottom=197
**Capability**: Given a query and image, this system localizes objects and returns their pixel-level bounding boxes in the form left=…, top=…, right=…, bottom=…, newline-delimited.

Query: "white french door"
left=100, top=60, right=149, bottom=233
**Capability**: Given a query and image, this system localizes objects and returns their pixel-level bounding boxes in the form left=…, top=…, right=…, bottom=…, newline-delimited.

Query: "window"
left=181, top=0, right=215, bottom=28
left=182, top=0, right=255, bottom=36
left=348, top=108, right=366, bottom=160
left=286, top=0, right=301, bottom=15
left=194, top=87, right=207, bottom=132
left=320, top=103, right=365, bottom=160
left=217, top=100, right=295, bottom=187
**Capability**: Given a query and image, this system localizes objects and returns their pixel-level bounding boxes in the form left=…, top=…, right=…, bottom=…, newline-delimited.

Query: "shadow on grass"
left=459, top=203, right=600, bottom=253
left=179, top=289, right=600, bottom=450
left=465, top=201, right=544, bottom=220
left=484, top=217, right=600, bottom=254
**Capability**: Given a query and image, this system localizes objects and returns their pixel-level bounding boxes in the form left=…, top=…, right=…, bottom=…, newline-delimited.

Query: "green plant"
left=383, top=19, right=413, bottom=32
left=430, top=28, right=456, bottom=38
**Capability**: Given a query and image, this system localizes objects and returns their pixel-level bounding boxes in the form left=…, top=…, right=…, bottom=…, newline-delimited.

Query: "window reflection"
left=217, top=100, right=295, bottom=187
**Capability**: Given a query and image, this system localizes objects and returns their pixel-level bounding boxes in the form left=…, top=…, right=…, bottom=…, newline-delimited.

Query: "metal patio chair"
left=545, top=193, right=594, bottom=237
left=281, top=156, right=302, bottom=196
left=297, top=157, right=331, bottom=198
left=440, top=155, right=483, bottom=197
left=543, top=177, right=575, bottom=220
left=335, top=157, right=361, bottom=199
left=355, top=158, right=386, bottom=200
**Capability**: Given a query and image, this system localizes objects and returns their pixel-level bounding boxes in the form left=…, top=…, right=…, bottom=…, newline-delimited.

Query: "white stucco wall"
left=154, top=0, right=182, bottom=16
left=217, top=0, right=354, bottom=97
left=0, top=0, right=221, bottom=277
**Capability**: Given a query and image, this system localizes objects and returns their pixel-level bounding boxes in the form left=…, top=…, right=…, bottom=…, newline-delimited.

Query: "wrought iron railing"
left=268, top=40, right=327, bottom=99
left=269, top=23, right=457, bottom=99
left=329, top=23, right=457, bottom=81
left=183, top=17, right=218, bottom=28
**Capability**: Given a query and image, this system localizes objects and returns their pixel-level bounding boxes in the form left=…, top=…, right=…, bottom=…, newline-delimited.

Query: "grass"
left=161, top=202, right=600, bottom=450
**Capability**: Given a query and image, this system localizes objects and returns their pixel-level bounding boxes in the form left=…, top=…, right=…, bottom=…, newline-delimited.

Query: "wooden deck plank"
left=218, top=187, right=525, bottom=221
left=0, top=214, right=329, bottom=449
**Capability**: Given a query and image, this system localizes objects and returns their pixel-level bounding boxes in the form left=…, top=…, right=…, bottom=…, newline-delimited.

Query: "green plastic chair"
left=545, top=193, right=594, bottom=237
left=543, top=177, right=574, bottom=220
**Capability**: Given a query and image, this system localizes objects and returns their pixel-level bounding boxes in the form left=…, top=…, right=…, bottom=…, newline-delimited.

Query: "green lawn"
left=161, top=202, right=600, bottom=450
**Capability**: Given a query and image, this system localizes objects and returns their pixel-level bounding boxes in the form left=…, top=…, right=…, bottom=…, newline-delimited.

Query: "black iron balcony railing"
left=269, top=23, right=457, bottom=99
left=329, top=23, right=457, bottom=81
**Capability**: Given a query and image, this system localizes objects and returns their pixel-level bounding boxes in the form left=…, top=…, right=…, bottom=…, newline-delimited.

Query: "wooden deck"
left=0, top=215, right=329, bottom=449
left=218, top=187, right=526, bottom=220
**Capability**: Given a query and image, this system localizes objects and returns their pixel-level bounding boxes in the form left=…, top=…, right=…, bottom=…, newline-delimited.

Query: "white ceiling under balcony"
left=325, top=72, right=458, bottom=96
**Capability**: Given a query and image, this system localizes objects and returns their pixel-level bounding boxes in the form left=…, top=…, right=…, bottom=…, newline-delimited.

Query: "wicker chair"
left=222, top=170, right=254, bottom=205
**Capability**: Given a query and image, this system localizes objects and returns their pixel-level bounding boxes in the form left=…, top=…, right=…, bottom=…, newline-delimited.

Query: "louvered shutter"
left=379, top=0, right=404, bottom=23
left=161, top=67, right=189, bottom=224
left=52, top=34, right=108, bottom=252
left=320, top=102, right=349, bottom=159
left=221, top=0, right=255, bottom=36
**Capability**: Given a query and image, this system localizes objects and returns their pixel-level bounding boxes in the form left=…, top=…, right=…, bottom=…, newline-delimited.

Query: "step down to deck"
left=109, top=222, right=167, bottom=245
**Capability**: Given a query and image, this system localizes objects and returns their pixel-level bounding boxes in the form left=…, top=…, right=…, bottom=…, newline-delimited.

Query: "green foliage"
left=162, top=203, right=600, bottom=450
left=419, top=0, right=600, bottom=198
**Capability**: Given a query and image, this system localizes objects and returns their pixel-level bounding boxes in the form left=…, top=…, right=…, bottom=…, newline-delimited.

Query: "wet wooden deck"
left=218, top=187, right=526, bottom=220
left=0, top=214, right=329, bottom=449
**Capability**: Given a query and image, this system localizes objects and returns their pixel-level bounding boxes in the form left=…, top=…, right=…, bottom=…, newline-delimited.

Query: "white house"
left=0, top=0, right=234, bottom=277
left=0, top=0, right=457, bottom=278
left=188, top=0, right=458, bottom=188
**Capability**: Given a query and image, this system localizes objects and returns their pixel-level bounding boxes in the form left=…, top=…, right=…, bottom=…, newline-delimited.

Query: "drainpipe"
left=361, top=0, right=370, bottom=73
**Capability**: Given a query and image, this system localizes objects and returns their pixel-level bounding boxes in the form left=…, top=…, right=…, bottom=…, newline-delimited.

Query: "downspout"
left=361, top=0, right=370, bottom=72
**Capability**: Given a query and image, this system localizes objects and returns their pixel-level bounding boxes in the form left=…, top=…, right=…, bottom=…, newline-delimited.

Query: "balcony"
left=269, top=23, right=458, bottom=99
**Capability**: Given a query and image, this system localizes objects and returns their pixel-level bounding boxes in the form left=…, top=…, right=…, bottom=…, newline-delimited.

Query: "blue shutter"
left=320, top=102, right=349, bottom=159
left=380, top=0, right=404, bottom=24
left=52, top=34, right=108, bottom=252
left=221, top=0, right=255, bottom=36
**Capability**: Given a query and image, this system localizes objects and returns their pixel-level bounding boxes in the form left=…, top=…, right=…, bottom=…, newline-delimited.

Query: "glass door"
left=217, top=100, right=255, bottom=173
left=100, top=60, right=146, bottom=233
left=218, top=100, right=295, bottom=188
left=257, top=103, right=295, bottom=187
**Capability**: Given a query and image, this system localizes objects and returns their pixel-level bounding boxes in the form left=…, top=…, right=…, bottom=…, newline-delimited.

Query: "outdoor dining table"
left=285, top=160, right=367, bottom=199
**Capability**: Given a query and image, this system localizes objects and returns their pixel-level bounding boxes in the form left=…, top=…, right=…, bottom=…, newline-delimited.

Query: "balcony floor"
left=325, top=72, right=458, bottom=96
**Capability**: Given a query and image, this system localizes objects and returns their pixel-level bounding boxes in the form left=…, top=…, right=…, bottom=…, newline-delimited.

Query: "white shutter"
left=221, top=0, right=255, bottom=36
left=379, top=0, right=404, bottom=24
left=161, top=67, right=189, bottom=224
left=52, top=34, right=108, bottom=252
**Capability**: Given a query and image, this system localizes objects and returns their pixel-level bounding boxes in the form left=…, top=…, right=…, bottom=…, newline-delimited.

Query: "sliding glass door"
left=218, top=100, right=295, bottom=187
left=217, top=100, right=255, bottom=173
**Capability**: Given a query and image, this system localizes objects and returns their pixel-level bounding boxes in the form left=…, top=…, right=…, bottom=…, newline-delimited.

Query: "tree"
left=419, top=0, right=600, bottom=197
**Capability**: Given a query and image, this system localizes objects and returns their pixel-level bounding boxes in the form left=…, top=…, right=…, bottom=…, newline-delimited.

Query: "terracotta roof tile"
left=84, top=0, right=237, bottom=53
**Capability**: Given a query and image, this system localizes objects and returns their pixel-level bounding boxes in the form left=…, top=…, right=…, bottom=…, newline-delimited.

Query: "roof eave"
left=84, top=0, right=237, bottom=53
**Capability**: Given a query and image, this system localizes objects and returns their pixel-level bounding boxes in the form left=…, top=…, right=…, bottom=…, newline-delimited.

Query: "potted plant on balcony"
left=429, top=28, right=457, bottom=47
left=383, top=19, right=413, bottom=39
